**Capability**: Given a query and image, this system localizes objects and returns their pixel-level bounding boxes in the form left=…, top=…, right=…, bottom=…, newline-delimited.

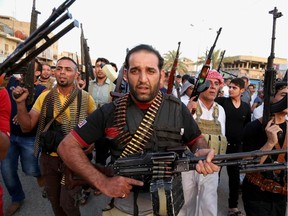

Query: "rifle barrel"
left=0, top=0, right=76, bottom=76
left=7, top=20, right=79, bottom=76
left=166, top=42, right=181, bottom=94
left=190, top=27, right=222, bottom=102
left=189, top=149, right=287, bottom=162
left=262, top=7, right=283, bottom=126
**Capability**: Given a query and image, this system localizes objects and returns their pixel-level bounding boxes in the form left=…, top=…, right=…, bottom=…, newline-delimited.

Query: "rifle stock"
left=166, top=42, right=181, bottom=94
left=190, top=27, right=222, bottom=102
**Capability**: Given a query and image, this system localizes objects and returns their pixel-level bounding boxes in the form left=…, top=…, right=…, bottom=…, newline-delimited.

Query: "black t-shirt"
left=73, top=95, right=201, bottom=152
left=242, top=119, right=287, bottom=202
left=215, top=97, right=251, bottom=146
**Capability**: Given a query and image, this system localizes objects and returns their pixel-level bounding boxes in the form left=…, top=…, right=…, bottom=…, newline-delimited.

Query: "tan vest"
left=195, top=103, right=227, bottom=154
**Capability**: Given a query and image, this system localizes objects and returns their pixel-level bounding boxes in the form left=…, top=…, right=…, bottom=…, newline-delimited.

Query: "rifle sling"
left=34, top=86, right=79, bottom=156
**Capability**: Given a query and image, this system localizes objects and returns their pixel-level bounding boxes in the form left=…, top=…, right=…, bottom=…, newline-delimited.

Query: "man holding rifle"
left=180, top=69, right=226, bottom=216
left=12, top=57, right=96, bottom=216
left=57, top=44, right=219, bottom=216
left=241, top=7, right=287, bottom=216
left=241, top=76, right=287, bottom=216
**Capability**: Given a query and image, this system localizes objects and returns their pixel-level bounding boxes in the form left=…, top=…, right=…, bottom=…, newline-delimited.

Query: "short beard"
left=57, top=81, right=68, bottom=87
left=129, top=82, right=160, bottom=103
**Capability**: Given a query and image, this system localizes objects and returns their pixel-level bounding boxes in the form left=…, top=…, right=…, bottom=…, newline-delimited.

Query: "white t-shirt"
left=222, top=85, right=229, bottom=98
left=252, top=104, right=263, bottom=121
left=180, top=94, right=190, bottom=106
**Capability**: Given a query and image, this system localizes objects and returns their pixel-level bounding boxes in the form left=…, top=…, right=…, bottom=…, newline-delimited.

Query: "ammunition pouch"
left=246, top=172, right=287, bottom=196
left=40, top=130, right=64, bottom=154
left=203, top=134, right=227, bottom=155
left=150, top=175, right=184, bottom=216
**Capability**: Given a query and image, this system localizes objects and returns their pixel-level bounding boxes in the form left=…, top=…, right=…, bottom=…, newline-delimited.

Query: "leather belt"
left=246, top=172, right=287, bottom=196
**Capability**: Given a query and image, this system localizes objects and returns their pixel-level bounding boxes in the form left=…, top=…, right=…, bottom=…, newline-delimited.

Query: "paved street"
left=2, top=167, right=245, bottom=216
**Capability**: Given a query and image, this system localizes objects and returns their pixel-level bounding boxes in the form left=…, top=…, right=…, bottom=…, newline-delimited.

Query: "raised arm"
left=12, top=86, right=40, bottom=132
left=57, top=132, right=143, bottom=198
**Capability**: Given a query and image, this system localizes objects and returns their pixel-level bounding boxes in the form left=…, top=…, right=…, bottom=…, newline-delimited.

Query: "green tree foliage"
left=194, top=49, right=223, bottom=71
left=163, top=50, right=188, bottom=75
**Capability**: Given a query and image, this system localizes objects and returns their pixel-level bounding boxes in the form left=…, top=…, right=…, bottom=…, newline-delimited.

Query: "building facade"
left=0, top=15, right=58, bottom=66
left=222, top=55, right=287, bottom=80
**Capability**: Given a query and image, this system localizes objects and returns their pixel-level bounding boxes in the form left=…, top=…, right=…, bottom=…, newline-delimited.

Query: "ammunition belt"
left=113, top=92, right=163, bottom=158
left=53, top=86, right=78, bottom=135
left=34, top=86, right=78, bottom=156
left=246, top=172, right=287, bottom=196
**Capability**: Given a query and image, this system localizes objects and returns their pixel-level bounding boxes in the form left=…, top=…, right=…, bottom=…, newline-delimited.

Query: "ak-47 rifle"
left=75, top=52, right=86, bottom=89
left=217, top=50, right=238, bottom=78
left=262, top=7, right=284, bottom=127
left=80, top=23, right=95, bottom=91
left=0, top=0, right=78, bottom=78
left=217, top=50, right=225, bottom=74
left=166, top=42, right=181, bottom=94
left=18, top=0, right=41, bottom=105
left=189, top=27, right=222, bottom=113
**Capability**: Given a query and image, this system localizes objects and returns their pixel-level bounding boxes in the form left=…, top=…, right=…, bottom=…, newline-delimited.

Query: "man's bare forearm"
left=16, top=101, right=33, bottom=132
left=190, top=136, right=209, bottom=153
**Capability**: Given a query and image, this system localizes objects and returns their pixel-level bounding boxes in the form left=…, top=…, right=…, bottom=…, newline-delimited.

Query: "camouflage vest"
left=195, top=102, right=227, bottom=154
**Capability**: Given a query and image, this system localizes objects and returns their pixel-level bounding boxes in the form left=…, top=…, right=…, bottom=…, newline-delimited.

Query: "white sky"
left=0, top=0, right=287, bottom=68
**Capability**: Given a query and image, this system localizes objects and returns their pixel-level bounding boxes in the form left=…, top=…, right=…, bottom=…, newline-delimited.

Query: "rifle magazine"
left=150, top=175, right=184, bottom=216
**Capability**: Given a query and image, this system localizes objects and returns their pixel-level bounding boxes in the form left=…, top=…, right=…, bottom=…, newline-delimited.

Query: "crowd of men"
left=0, top=44, right=287, bottom=216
